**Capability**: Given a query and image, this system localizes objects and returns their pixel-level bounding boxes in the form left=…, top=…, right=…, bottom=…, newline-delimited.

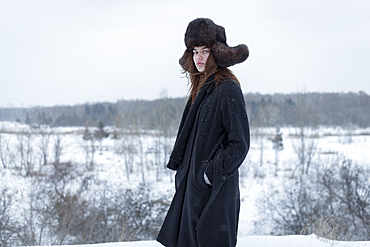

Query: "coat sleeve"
left=205, top=80, right=250, bottom=182
left=166, top=99, right=192, bottom=170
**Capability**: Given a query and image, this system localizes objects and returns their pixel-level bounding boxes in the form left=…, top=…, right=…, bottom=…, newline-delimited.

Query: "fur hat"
left=179, top=18, right=249, bottom=69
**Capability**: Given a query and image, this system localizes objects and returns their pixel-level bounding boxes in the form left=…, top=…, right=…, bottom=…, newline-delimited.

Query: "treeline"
left=247, top=91, right=370, bottom=127
left=1, top=91, right=369, bottom=129
left=0, top=98, right=186, bottom=134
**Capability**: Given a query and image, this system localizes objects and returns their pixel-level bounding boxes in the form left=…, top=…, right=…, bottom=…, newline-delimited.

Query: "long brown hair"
left=181, top=48, right=241, bottom=103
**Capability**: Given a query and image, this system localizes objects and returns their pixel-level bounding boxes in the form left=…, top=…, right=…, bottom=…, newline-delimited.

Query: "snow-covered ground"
left=36, top=235, right=370, bottom=247
left=1, top=121, right=370, bottom=245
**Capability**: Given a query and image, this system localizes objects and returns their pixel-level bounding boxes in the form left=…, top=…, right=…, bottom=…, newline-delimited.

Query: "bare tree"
left=0, top=131, right=10, bottom=169
left=82, top=125, right=96, bottom=169
left=115, top=133, right=137, bottom=181
left=291, top=127, right=317, bottom=176
left=255, top=98, right=280, bottom=170
left=145, top=137, right=162, bottom=182
left=94, top=121, right=109, bottom=152
left=15, top=177, right=46, bottom=246
left=320, top=159, right=370, bottom=239
left=270, top=127, right=284, bottom=176
left=16, top=131, right=34, bottom=176
left=131, top=111, right=146, bottom=185
left=39, top=128, right=51, bottom=166
left=0, top=187, right=15, bottom=246
left=136, top=131, right=145, bottom=185
left=53, top=133, right=63, bottom=165
left=291, top=91, right=318, bottom=176
left=256, top=128, right=264, bottom=168
left=156, top=91, right=177, bottom=182
left=257, top=158, right=370, bottom=241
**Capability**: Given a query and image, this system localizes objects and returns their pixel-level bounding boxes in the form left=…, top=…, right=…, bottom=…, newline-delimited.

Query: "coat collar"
left=205, top=73, right=216, bottom=94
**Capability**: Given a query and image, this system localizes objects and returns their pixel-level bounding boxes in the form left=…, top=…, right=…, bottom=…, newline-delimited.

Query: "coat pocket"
left=196, top=161, right=212, bottom=190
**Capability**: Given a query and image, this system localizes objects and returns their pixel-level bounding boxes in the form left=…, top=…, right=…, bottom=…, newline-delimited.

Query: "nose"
left=197, top=54, right=203, bottom=60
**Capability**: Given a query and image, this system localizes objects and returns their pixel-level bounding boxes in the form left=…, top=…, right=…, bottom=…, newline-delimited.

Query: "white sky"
left=1, top=0, right=370, bottom=107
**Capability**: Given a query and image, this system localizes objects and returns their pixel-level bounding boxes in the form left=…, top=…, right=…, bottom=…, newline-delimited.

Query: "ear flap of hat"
left=179, top=49, right=192, bottom=70
left=211, top=42, right=249, bottom=67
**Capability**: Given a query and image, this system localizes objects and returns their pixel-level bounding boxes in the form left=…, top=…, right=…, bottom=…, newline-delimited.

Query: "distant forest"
left=1, top=91, right=369, bottom=131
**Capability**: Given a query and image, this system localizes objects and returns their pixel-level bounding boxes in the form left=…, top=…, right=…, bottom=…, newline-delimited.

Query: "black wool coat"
left=157, top=75, right=250, bottom=247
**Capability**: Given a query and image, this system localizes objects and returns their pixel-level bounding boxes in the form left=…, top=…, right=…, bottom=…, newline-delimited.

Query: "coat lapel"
left=167, top=76, right=215, bottom=170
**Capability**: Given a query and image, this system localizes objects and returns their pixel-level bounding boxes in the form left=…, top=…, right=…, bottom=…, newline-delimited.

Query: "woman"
left=157, top=18, right=250, bottom=247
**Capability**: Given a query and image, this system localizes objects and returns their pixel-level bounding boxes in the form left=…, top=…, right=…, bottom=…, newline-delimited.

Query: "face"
left=193, top=46, right=210, bottom=72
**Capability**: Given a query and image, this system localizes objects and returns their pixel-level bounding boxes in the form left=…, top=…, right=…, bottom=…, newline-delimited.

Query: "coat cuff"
left=166, top=159, right=179, bottom=170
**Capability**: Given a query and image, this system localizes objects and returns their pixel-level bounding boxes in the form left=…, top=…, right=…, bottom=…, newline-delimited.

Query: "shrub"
left=257, top=159, right=370, bottom=241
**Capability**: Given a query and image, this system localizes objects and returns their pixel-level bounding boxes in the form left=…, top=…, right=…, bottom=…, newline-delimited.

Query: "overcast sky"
left=1, top=0, right=369, bottom=107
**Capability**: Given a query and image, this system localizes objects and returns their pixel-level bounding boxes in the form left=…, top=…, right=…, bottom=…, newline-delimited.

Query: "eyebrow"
left=193, top=47, right=210, bottom=51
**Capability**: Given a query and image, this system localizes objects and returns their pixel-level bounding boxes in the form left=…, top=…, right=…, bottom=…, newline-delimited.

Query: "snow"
left=2, top=122, right=370, bottom=245
left=35, top=235, right=370, bottom=247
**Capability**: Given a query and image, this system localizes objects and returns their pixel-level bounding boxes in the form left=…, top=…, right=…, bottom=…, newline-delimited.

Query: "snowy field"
left=34, top=235, right=370, bottom=247
left=1, top=121, right=370, bottom=246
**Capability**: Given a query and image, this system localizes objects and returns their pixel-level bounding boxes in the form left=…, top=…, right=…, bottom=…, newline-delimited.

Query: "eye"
left=203, top=50, right=209, bottom=53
